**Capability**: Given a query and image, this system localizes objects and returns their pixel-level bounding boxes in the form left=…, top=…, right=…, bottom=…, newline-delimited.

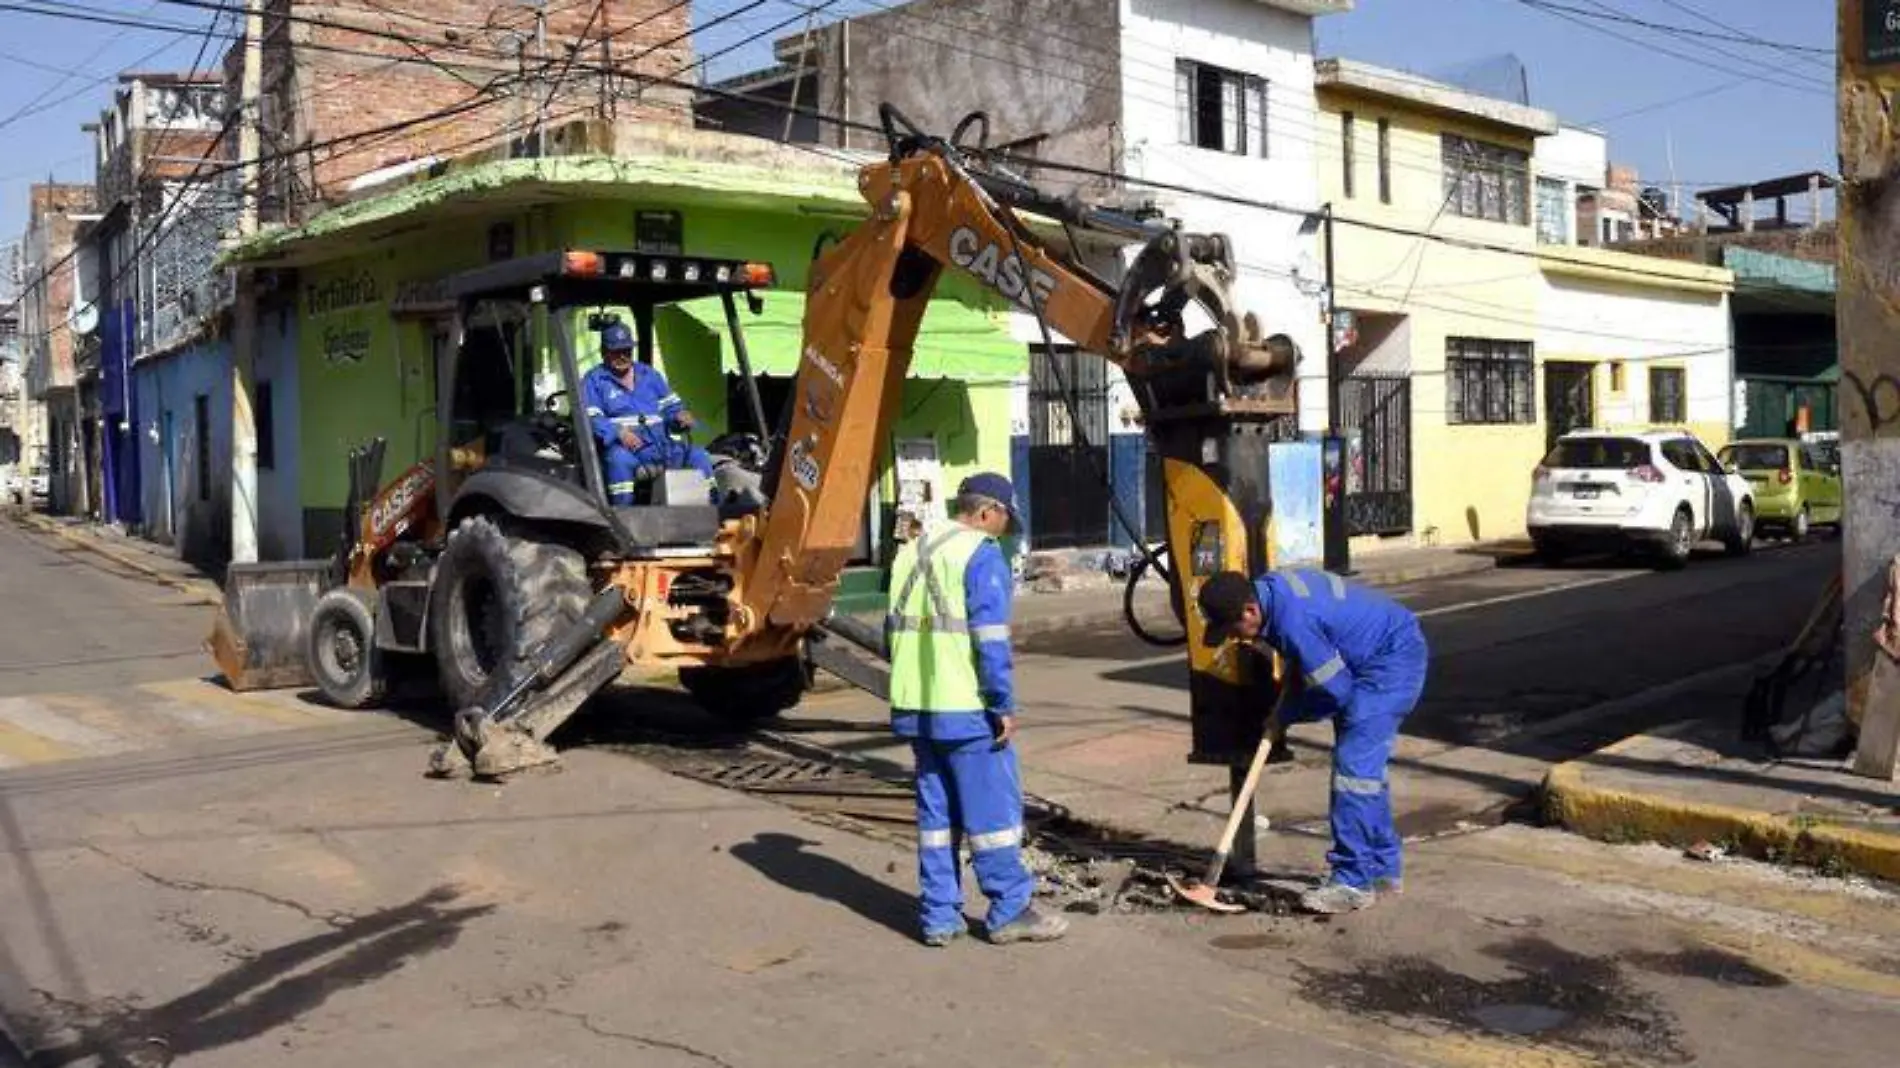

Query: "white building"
left=702, top=0, right=1349, bottom=553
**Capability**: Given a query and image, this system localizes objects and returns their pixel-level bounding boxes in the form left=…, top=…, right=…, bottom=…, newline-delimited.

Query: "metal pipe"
left=720, top=290, right=770, bottom=437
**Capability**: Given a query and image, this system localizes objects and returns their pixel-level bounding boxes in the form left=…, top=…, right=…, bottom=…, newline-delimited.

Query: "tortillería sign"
left=304, top=271, right=380, bottom=316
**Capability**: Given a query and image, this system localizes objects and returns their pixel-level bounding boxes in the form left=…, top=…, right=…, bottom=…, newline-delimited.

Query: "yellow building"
left=1315, top=60, right=1734, bottom=548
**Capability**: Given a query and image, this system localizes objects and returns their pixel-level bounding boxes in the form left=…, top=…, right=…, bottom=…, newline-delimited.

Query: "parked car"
left=1528, top=429, right=1756, bottom=568
left=3, top=469, right=19, bottom=505
left=27, top=469, right=48, bottom=502
left=1718, top=438, right=1841, bottom=540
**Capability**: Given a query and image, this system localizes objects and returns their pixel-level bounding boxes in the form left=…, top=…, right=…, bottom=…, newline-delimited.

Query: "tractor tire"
left=307, top=587, right=387, bottom=710
left=679, top=658, right=809, bottom=725
left=429, top=515, right=591, bottom=711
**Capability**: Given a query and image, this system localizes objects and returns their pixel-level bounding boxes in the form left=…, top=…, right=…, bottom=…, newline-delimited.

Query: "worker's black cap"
left=1196, top=571, right=1257, bottom=648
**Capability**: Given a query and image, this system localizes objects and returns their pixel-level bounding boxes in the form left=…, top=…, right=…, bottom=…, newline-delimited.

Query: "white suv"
left=1527, top=429, right=1755, bottom=568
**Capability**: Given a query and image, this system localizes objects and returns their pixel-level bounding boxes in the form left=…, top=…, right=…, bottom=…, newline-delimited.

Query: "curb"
left=1541, top=739, right=1900, bottom=883
left=10, top=512, right=221, bottom=604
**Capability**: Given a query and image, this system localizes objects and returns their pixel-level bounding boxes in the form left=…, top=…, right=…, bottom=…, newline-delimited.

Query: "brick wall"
left=1613, top=223, right=1839, bottom=267
left=231, top=0, right=692, bottom=221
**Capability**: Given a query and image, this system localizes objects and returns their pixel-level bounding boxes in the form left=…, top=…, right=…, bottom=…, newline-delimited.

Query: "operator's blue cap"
left=958, top=471, right=1020, bottom=532
left=601, top=321, right=635, bottom=352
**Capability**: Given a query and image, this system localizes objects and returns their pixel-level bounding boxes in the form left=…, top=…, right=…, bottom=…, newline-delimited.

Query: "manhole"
left=1470, top=1002, right=1574, bottom=1035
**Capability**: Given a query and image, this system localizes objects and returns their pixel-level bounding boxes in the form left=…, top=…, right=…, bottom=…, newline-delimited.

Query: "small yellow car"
left=1717, top=438, right=1841, bottom=539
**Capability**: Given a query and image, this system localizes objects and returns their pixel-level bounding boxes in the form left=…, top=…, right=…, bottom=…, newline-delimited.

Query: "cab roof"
left=444, top=250, right=777, bottom=306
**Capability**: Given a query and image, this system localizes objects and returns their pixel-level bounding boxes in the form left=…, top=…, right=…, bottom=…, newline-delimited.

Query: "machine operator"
left=582, top=321, right=714, bottom=506
left=1197, top=567, right=1429, bottom=915
left=887, top=472, right=1069, bottom=948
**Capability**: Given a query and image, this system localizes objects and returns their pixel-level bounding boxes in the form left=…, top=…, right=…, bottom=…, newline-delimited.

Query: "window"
left=1446, top=337, right=1534, bottom=424
left=1608, top=361, right=1626, bottom=393
left=1659, top=439, right=1702, bottom=473
left=1535, top=177, right=1568, bottom=244
left=194, top=394, right=211, bottom=501
left=1649, top=367, right=1685, bottom=423
left=1341, top=111, right=1356, bottom=198
left=256, top=380, right=275, bottom=471
left=1722, top=443, right=1790, bottom=471
left=1544, top=437, right=1647, bottom=470
left=1442, top=135, right=1530, bottom=225
left=1376, top=118, right=1391, bottom=204
left=1176, top=60, right=1267, bottom=157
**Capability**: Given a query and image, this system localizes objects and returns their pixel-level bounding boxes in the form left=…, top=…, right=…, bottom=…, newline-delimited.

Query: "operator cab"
left=438, top=249, right=779, bottom=558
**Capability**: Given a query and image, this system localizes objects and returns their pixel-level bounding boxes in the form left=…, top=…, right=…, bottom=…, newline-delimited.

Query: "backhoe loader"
left=211, top=104, right=1301, bottom=780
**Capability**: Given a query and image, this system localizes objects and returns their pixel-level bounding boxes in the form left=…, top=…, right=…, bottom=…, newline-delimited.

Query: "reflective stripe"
left=1333, top=774, right=1384, bottom=796
left=1325, top=572, right=1346, bottom=599
left=1306, top=655, right=1346, bottom=687
left=967, top=826, right=1022, bottom=852
left=585, top=406, right=604, bottom=417
left=612, top=414, right=663, bottom=428
left=1284, top=571, right=1312, bottom=598
left=658, top=393, right=682, bottom=406
left=971, top=624, right=1011, bottom=643
left=886, top=614, right=969, bottom=635
left=890, top=527, right=967, bottom=633
left=917, top=828, right=955, bottom=849
left=607, top=481, right=638, bottom=494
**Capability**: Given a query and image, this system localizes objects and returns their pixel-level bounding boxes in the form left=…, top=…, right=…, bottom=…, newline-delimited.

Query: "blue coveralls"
left=581, top=361, right=713, bottom=505
left=891, top=538, right=1034, bottom=938
left=1253, top=568, right=1428, bottom=891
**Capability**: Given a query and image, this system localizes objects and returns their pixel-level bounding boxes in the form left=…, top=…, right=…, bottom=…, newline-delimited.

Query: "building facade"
left=1316, top=59, right=1733, bottom=547
left=18, top=183, right=98, bottom=516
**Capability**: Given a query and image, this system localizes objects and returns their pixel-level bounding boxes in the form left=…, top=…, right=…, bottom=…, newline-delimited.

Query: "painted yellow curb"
left=1542, top=741, right=1900, bottom=883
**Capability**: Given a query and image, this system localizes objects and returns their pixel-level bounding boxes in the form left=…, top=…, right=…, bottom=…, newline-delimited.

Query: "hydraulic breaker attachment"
left=429, top=585, right=632, bottom=780
left=805, top=616, right=890, bottom=701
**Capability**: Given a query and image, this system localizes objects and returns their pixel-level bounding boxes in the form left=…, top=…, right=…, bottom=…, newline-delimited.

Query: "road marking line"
left=0, top=696, right=125, bottom=750
left=135, top=679, right=334, bottom=726
left=33, top=691, right=186, bottom=743
left=0, top=717, right=77, bottom=766
left=1416, top=572, right=1640, bottom=618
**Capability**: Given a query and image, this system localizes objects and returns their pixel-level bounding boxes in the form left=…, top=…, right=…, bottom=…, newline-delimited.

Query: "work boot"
left=986, top=905, right=1070, bottom=945
left=1300, top=879, right=1375, bottom=915
left=922, top=926, right=966, bottom=948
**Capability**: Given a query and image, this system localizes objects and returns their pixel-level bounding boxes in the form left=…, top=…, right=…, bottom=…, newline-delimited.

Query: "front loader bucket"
left=208, top=560, right=332, bottom=692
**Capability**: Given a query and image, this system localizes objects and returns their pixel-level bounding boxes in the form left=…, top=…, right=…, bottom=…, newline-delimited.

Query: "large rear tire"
left=429, top=516, right=591, bottom=710
left=679, top=658, right=809, bottom=725
left=307, top=587, right=387, bottom=710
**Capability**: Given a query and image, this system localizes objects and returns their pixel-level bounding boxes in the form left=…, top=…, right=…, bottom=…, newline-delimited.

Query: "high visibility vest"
left=887, top=521, right=989, bottom=712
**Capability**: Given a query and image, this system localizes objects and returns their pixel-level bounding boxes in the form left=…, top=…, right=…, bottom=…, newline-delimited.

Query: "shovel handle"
left=1197, top=691, right=1290, bottom=888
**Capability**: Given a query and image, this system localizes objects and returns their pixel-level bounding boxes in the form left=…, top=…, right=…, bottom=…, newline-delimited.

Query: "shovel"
left=1168, top=691, right=1289, bottom=914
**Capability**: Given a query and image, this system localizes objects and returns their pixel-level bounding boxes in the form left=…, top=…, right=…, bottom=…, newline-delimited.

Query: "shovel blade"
left=1166, top=872, right=1247, bottom=914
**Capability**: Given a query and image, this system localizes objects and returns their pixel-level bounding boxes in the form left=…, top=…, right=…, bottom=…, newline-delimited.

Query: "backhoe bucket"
left=208, top=560, right=332, bottom=692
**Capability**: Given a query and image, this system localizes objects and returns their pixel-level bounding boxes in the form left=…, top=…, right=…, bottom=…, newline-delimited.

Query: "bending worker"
left=582, top=321, right=713, bottom=505
left=887, top=472, right=1068, bottom=947
left=1197, top=567, right=1428, bottom=915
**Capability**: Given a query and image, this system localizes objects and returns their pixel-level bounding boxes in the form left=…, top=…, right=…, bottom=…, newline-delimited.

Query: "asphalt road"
left=1024, top=538, right=1838, bottom=758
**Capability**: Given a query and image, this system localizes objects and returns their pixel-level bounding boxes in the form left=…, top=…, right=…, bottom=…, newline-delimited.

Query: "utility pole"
left=230, top=0, right=263, bottom=564
left=1840, top=0, right=1900, bottom=780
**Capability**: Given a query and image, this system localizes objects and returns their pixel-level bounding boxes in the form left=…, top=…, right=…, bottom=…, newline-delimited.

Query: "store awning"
left=664, top=290, right=1026, bottom=383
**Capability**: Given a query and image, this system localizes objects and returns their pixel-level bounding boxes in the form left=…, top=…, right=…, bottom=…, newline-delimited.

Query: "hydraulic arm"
left=731, top=106, right=1302, bottom=763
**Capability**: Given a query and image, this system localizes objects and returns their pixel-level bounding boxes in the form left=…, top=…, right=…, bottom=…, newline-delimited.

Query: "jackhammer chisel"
left=428, top=585, right=630, bottom=780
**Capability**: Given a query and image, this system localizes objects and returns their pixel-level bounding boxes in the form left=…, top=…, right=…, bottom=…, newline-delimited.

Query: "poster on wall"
left=305, top=268, right=380, bottom=366
left=893, top=438, right=942, bottom=542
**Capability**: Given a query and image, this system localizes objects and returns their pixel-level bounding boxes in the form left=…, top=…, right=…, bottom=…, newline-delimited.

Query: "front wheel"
left=1724, top=504, right=1755, bottom=558
left=428, top=516, right=591, bottom=710
left=307, top=587, right=387, bottom=710
left=680, top=658, right=809, bottom=725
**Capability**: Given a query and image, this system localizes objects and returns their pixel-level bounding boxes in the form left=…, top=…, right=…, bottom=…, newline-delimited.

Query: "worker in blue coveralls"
left=886, top=472, right=1069, bottom=947
left=581, top=321, right=713, bottom=505
left=1197, top=567, right=1429, bottom=915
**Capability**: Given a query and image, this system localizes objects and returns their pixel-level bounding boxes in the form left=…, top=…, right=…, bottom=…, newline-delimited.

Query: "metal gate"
left=1340, top=374, right=1412, bottom=536
left=1028, top=348, right=1110, bottom=549
left=1544, top=361, right=1595, bottom=451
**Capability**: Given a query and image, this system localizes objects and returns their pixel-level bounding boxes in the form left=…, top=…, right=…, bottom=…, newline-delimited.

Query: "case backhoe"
left=211, top=105, right=1299, bottom=779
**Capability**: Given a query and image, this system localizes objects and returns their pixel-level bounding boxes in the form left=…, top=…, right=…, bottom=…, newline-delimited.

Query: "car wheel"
left=1792, top=506, right=1810, bottom=542
left=306, top=587, right=387, bottom=710
left=1657, top=507, right=1694, bottom=570
left=1724, top=504, right=1755, bottom=558
left=429, top=516, right=591, bottom=711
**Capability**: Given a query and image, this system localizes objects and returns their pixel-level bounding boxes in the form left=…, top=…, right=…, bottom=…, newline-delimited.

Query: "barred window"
left=1443, top=135, right=1530, bottom=225
left=1446, top=338, right=1534, bottom=425
left=1177, top=60, right=1268, bottom=158
left=1649, top=367, right=1685, bottom=423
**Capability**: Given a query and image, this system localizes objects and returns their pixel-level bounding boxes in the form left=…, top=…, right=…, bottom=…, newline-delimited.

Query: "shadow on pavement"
left=25, top=886, right=493, bottom=1066
left=727, top=832, right=917, bottom=941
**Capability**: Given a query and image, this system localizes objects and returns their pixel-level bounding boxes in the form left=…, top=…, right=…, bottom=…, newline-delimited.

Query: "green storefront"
left=245, top=154, right=1025, bottom=611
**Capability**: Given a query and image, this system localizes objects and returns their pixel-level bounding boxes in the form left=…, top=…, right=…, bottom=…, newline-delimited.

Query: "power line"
left=1506, top=0, right=1831, bottom=97
left=1525, top=0, right=1830, bottom=57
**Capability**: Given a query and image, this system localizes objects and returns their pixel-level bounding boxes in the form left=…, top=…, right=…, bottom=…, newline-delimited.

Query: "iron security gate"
left=1340, top=374, right=1413, bottom=536
left=1544, top=361, right=1595, bottom=451
left=1028, top=347, right=1111, bottom=549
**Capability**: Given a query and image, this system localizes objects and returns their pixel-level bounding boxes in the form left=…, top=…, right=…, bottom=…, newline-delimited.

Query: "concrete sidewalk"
left=1544, top=713, right=1900, bottom=882
left=6, top=510, right=222, bottom=605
